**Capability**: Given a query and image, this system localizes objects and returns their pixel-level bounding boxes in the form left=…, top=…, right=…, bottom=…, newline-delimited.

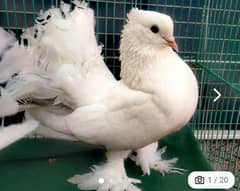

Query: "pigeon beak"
left=162, top=36, right=179, bottom=52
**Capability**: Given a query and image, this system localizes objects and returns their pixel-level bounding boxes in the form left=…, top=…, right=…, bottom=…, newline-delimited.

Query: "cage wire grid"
left=0, top=0, right=239, bottom=190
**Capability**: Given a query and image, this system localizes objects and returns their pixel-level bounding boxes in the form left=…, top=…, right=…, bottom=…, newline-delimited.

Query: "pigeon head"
left=120, top=8, right=178, bottom=56
left=120, top=9, right=179, bottom=86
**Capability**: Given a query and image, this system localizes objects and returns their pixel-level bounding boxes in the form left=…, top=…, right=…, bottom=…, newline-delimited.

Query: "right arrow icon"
left=213, top=88, right=221, bottom=102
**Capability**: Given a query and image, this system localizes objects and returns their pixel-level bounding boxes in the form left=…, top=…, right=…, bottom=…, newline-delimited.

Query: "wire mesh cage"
left=0, top=0, right=239, bottom=190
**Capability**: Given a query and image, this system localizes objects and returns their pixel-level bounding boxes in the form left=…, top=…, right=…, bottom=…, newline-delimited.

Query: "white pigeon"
left=24, top=6, right=199, bottom=191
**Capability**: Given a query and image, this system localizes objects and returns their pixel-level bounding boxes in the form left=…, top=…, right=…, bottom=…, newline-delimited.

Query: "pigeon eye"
left=150, top=25, right=159, bottom=33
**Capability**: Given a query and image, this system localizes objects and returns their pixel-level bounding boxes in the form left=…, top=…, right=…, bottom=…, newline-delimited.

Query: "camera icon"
left=195, top=176, right=205, bottom=184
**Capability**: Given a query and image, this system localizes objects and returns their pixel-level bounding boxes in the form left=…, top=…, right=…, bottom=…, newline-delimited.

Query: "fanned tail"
left=0, top=1, right=108, bottom=115
left=0, top=1, right=112, bottom=150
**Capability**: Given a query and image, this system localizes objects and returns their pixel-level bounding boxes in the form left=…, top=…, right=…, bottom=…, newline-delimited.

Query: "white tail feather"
left=0, top=28, right=31, bottom=83
left=0, top=28, right=16, bottom=54
left=0, top=88, right=19, bottom=117
left=0, top=119, right=39, bottom=150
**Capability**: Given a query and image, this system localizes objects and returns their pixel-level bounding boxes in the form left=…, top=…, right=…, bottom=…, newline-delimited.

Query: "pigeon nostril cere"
left=98, top=177, right=105, bottom=184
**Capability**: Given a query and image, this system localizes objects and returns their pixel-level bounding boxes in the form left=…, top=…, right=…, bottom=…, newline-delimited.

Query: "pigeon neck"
left=120, top=51, right=152, bottom=89
left=120, top=38, right=162, bottom=90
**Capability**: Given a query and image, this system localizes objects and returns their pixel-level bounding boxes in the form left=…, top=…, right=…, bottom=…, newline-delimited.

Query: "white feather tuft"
left=0, top=119, right=39, bottom=150
left=0, top=88, right=19, bottom=117
left=0, top=29, right=32, bottom=83
left=0, top=28, right=16, bottom=55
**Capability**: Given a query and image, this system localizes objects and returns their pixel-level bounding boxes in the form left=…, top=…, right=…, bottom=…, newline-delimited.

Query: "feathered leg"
left=68, top=150, right=141, bottom=191
left=129, top=142, right=185, bottom=176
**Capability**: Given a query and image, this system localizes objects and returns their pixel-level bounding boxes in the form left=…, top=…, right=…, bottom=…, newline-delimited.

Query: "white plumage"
left=0, top=120, right=39, bottom=150
left=0, top=2, right=198, bottom=191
